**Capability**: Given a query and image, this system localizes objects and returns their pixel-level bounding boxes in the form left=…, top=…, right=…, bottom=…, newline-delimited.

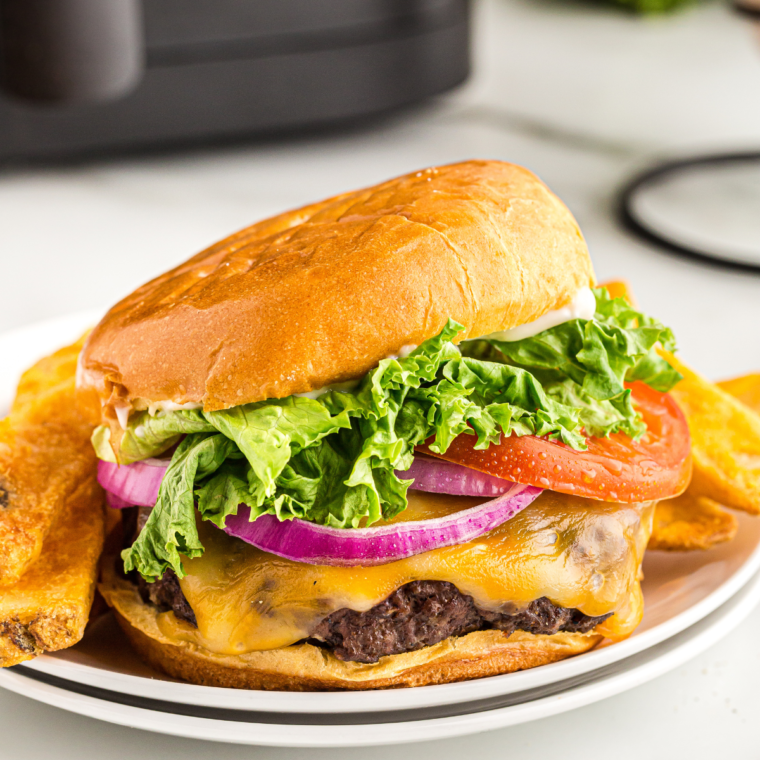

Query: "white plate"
left=2, top=312, right=760, bottom=736
left=3, top=568, right=760, bottom=748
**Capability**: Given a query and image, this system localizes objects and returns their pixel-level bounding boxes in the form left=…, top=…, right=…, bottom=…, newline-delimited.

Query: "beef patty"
left=122, top=508, right=612, bottom=663
left=311, top=581, right=611, bottom=663
left=120, top=507, right=197, bottom=626
left=136, top=571, right=197, bottom=626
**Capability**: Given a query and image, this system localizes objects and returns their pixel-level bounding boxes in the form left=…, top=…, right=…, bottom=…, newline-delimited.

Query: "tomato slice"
left=418, top=382, right=692, bottom=503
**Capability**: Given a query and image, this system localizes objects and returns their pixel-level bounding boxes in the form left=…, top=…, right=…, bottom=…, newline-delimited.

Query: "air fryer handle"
left=0, top=0, right=144, bottom=104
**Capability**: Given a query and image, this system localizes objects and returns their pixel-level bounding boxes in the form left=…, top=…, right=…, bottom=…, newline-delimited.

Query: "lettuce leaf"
left=463, top=287, right=681, bottom=438
left=123, top=433, right=240, bottom=581
left=116, top=288, right=682, bottom=581
left=203, top=397, right=354, bottom=508
left=91, top=409, right=215, bottom=464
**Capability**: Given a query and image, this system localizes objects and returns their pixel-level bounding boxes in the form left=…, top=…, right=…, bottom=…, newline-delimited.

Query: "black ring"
left=7, top=656, right=640, bottom=725
left=618, top=150, right=760, bottom=274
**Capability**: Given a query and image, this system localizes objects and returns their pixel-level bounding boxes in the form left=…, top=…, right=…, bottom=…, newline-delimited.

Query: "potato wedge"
left=601, top=279, right=755, bottom=548
left=599, top=279, right=638, bottom=307
left=11, top=338, right=83, bottom=419
left=0, top=477, right=104, bottom=666
left=662, top=349, right=760, bottom=515
left=718, top=373, right=760, bottom=415
left=649, top=493, right=738, bottom=551
left=0, top=336, right=98, bottom=586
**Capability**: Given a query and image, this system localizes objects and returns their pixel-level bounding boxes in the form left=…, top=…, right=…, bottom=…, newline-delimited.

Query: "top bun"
left=79, top=160, right=594, bottom=416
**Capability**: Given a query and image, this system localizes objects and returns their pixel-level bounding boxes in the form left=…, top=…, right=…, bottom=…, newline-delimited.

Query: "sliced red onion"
left=222, top=483, right=543, bottom=566
left=98, top=454, right=514, bottom=509
left=106, top=491, right=133, bottom=510
left=396, top=454, right=514, bottom=497
left=97, top=458, right=169, bottom=508
left=98, top=454, right=541, bottom=563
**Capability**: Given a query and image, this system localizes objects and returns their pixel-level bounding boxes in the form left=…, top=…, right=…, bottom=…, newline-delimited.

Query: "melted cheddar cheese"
left=160, top=490, right=654, bottom=655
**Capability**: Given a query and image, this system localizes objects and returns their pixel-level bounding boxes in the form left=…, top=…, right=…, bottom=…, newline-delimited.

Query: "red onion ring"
left=397, top=454, right=514, bottom=496
left=106, top=490, right=133, bottom=510
left=97, top=459, right=168, bottom=508
left=222, top=483, right=543, bottom=566
left=101, top=452, right=516, bottom=512
left=101, top=456, right=543, bottom=564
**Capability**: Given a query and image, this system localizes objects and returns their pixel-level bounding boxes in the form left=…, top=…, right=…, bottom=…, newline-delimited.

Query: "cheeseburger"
left=80, top=160, right=691, bottom=690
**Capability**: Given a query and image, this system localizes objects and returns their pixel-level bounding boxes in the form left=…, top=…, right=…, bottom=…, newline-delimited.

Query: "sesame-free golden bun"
left=78, top=160, right=594, bottom=433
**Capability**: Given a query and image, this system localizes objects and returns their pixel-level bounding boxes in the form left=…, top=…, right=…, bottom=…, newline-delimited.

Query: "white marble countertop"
left=2, top=0, right=760, bottom=756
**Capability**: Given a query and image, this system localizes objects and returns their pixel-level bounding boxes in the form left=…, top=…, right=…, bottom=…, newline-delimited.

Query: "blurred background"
left=2, top=2, right=760, bottom=756
left=1, top=0, right=759, bottom=377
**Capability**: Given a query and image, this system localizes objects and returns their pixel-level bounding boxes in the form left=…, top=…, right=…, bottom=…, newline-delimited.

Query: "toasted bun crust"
left=100, top=562, right=603, bottom=691
left=79, top=160, right=593, bottom=415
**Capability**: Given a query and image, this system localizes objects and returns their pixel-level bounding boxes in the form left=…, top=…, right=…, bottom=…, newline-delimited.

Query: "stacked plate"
left=2, top=314, right=760, bottom=748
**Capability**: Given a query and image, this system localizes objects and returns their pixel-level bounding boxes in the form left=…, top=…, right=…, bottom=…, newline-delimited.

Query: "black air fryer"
left=0, top=0, right=470, bottom=162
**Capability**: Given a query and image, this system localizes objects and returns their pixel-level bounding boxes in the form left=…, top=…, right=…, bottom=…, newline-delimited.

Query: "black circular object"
left=618, top=151, right=760, bottom=274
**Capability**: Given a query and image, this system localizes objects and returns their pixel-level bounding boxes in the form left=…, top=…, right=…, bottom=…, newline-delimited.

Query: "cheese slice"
left=160, top=490, right=654, bottom=655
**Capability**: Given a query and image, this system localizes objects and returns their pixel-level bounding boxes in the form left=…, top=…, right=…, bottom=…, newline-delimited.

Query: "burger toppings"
left=101, top=461, right=542, bottom=566
left=420, top=381, right=692, bottom=503
left=116, top=491, right=653, bottom=654
left=397, top=454, right=515, bottom=496
left=92, top=288, right=682, bottom=583
left=97, top=449, right=518, bottom=508
left=98, top=457, right=168, bottom=507
left=220, top=483, right=542, bottom=566
left=477, top=285, right=597, bottom=343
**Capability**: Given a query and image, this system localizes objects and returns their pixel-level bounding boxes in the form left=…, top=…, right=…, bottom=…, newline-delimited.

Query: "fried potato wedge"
left=11, top=338, right=83, bottom=418
left=0, top=477, right=104, bottom=666
left=662, top=349, right=760, bottom=515
left=0, top=335, right=98, bottom=586
left=599, top=279, right=638, bottom=307
left=719, top=374, right=760, bottom=415
left=649, top=493, right=738, bottom=551
left=601, top=279, right=755, bottom=548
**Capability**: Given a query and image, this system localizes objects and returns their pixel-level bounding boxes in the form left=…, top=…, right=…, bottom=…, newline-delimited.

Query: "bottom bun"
left=100, top=561, right=604, bottom=691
